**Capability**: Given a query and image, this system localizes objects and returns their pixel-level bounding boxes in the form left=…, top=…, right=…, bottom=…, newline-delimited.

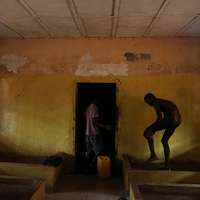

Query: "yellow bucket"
left=97, top=156, right=111, bottom=179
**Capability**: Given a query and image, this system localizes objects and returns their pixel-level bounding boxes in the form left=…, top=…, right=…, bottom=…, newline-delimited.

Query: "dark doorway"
left=75, top=83, right=116, bottom=173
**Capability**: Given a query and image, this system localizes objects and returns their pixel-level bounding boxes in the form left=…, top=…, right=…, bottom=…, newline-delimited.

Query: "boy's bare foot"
left=163, top=166, right=171, bottom=171
left=145, top=156, right=158, bottom=163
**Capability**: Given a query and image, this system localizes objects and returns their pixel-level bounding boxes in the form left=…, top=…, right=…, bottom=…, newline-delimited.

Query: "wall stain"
left=72, top=55, right=81, bottom=60
left=176, top=88, right=187, bottom=98
left=50, top=64, right=66, bottom=73
left=0, top=64, right=13, bottom=74
left=124, top=52, right=151, bottom=62
left=116, top=78, right=122, bottom=84
left=124, top=52, right=139, bottom=62
left=141, top=53, right=151, bottom=60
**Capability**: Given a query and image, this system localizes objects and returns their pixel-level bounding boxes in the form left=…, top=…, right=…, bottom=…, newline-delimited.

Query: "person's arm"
left=146, top=100, right=163, bottom=132
left=92, top=117, right=113, bottom=131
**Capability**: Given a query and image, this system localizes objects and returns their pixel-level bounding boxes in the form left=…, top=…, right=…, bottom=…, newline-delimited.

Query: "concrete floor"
left=45, top=173, right=125, bottom=200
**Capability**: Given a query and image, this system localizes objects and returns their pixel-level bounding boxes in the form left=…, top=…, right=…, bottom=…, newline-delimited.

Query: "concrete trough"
left=0, top=152, right=64, bottom=193
left=123, top=154, right=200, bottom=194
left=0, top=175, right=45, bottom=200
left=130, top=182, right=200, bottom=200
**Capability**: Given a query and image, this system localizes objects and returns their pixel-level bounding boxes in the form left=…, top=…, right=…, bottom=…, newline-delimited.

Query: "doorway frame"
left=75, top=80, right=120, bottom=171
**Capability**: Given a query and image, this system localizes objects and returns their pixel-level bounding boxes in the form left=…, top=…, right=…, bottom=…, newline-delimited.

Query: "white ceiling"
left=0, top=0, right=200, bottom=38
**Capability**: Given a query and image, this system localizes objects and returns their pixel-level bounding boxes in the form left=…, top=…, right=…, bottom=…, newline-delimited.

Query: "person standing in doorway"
left=84, top=95, right=113, bottom=172
left=143, top=93, right=181, bottom=171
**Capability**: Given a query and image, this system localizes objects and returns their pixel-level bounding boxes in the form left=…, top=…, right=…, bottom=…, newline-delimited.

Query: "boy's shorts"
left=85, top=133, right=104, bottom=155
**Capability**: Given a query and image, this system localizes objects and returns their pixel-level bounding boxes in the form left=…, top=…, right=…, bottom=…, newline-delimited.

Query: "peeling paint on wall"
left=75, top=52, right=129, bottom=77
left=0, top=53, right=29, bottom=74
left=0, top=64, right=13, bottom=74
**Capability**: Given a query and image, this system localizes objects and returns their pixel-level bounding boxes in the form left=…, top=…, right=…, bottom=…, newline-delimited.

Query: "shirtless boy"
left=143, top=93, right=181, bottom=171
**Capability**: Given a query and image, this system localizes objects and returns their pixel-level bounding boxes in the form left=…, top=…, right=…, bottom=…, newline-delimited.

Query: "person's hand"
left=106, top=124, right=114, bottom=131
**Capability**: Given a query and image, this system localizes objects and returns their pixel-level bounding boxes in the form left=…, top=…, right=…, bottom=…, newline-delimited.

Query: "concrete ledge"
left=130, top=182, right=200, bottom=200
left=0, top=175, right=45, bottom=200
left=0, top=152, right=64, bottom=193
left=123, top=154, right=200, bottom=194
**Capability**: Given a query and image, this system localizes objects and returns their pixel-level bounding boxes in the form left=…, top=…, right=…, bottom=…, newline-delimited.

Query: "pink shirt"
left=85, top=104, right=100, bottom=135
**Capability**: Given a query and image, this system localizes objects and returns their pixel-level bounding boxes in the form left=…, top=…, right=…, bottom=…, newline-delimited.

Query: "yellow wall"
left=0, top=37, right=200, bottom=171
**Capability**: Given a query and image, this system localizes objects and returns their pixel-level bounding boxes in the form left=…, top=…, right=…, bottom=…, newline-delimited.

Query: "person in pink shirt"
left=84, top=95, right=113, bottom=171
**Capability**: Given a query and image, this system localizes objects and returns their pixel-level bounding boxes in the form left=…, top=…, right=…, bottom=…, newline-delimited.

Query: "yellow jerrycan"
left=97, top=156, right=111, bottom=179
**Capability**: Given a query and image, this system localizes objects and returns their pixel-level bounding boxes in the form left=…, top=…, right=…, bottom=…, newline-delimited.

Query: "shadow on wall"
left=0, top=142, right=21, bottom=157
left=63, top=153, right=75, bottom=173
left=115, top=157, right=123, bottom=175
left=172, top=145, right=200, bottom=163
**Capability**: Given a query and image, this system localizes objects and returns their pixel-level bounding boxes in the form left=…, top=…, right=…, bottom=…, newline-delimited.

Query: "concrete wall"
left=0, top=37, right=200, bottom=172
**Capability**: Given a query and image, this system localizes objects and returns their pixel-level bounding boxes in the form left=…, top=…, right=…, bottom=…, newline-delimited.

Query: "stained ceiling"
left=0, top=0, right=200, bottom=38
